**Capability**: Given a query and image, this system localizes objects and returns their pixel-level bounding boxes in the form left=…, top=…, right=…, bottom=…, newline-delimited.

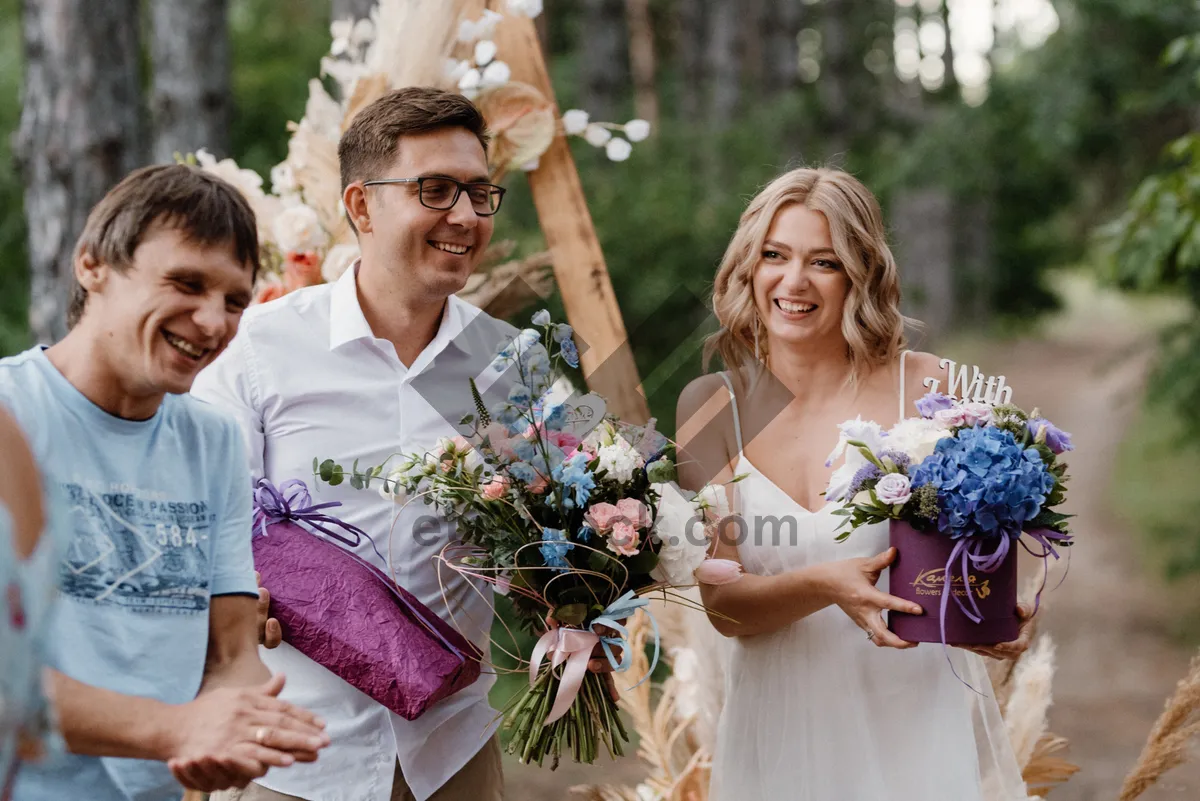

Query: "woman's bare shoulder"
left=0, top=406, right=45, bottom=559
left=677, top=373, right=731, bottom=420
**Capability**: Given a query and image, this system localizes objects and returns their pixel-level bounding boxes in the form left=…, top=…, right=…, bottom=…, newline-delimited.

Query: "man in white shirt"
left=194, top=88, right=512, bottom=801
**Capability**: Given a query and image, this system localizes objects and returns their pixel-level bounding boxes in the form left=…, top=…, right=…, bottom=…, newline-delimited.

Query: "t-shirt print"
left=58, top=480, right=213, bottom=613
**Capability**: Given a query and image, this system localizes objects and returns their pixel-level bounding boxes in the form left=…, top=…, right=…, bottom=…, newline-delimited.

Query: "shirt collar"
left=328, top=260, right=472, bottom=360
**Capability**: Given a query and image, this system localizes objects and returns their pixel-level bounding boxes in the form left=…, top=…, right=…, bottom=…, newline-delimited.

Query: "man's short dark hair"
left=338, top=87, right=491, bottom=192
left=68, top=164, right=260, bottom=328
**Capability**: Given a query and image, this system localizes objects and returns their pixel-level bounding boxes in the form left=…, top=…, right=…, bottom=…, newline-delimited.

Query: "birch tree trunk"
left=16, top=0, right=146, bottom=343
left=150, top=0, right=232, bottom=163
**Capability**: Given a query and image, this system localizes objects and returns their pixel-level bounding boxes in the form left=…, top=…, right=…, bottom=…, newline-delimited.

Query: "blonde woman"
left=676, top=168, right=1032, bottom=799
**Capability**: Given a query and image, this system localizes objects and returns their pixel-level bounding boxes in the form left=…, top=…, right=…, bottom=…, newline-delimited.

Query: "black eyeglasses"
left=362, top=176, right=506, bottom=216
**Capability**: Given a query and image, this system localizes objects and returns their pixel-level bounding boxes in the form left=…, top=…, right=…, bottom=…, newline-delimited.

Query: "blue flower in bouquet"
left=508, top=384, right=532, bottom=408
left=560, top=337, right=580, bottom=369
left=540, top=527, right=574, bottom=570
left=509, top=461, right=539, bottom=485
left=909, top=426, right=1056, bottom=540
left=914, top=392, right=954, bottom=419
left=532, top=309, right=552, bottom=326
left=513, top=439, right=539, bottom=463
left=553, top=324, right=573, bottom=343
left=577, top=525, right=594, bottom=542
left=552, top=451, right=595, bottom=509
left=1027, top=417, right=1073, bottom=455
left=544, top=403, right=567, bottom=432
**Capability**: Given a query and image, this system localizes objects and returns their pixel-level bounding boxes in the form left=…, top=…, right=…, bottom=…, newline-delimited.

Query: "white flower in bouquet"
left=272, top=204, right=328, bottom=254
left=695, top=483, right=731, bottom=520
left=561, top=109, right=590, bottom=135
left=597, top=440, right=641, bottom=482
left=583, top=123, right=613, bottom=147
left=623, top=119, right=651, bottom=142
left=480, top=60, right=512, bottom=88
left=649, top=482, right=707, bottom=585
left=379, top=467, right=409, bottom=505
left=474, top=39, right=498, bottom=66
left=321, top=244, right=359, bottom=283
left=507, top=0, right=544, bottom=18
left=886, top=416, right=952, bottom=462
left=605, top=137, right=632, bottom=162
left=824, top=416, right=886, bottom=468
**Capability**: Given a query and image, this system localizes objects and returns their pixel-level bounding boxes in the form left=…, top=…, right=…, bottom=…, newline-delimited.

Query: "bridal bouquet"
left=315, top=312, right=740, bottom=767
left=824, top=393, right=1073, bottom=646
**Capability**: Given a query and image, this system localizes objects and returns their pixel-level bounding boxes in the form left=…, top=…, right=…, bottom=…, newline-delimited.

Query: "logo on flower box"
left=911, top=568, right=991, bottom=600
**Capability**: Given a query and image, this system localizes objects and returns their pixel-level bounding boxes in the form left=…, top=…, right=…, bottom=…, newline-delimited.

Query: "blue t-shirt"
left=0, top=348, right=257, bottom=801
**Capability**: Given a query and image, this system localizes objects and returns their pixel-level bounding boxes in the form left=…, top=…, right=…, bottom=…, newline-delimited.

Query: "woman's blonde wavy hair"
left=705, top=167, right=910, bottom=386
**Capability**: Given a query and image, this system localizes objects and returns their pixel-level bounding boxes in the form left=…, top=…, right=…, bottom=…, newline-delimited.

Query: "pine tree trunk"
left=624, top=0, right=658, bottom=127
left=332, top=0, right=375, bottom=22
left=675, top=0, right=705, bottom=121
left=706, top=0, right=741, bottom=132
left=150, top=0, right=232, bottom=163
left=818, top=0, right=852, bottom=160
left=16, top=0, right=147, bottom=343
left=764, top=0, right=803, bottom=94
left=579, top=0, right=628, bottom=120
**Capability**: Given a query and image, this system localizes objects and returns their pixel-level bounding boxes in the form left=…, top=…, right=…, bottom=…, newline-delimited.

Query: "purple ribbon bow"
left=939, top=527, right=1073, bottom=693
left=251, top=477, right=467, bottom=662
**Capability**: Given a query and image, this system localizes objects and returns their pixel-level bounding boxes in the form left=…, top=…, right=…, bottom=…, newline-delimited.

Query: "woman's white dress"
left=708, top=370, right=1028, bottom=801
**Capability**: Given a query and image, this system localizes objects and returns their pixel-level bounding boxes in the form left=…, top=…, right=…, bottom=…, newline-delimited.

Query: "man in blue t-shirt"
left=1, top=165, right=329, bottom=801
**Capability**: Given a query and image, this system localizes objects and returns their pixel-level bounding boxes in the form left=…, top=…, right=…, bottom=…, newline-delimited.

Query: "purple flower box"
left=252, top=520, right=481, bottom=720
left=887, top=519, right=1019, bottom=645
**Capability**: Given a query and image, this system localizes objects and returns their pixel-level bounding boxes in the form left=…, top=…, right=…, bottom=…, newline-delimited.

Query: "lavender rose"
left=914, top=391, right=954, bottom=418
left=875, top=472, right=913, bottom=505
left=1028, top=417, right=1074, bottom=454
left=960, top=401, right=994, bottom=427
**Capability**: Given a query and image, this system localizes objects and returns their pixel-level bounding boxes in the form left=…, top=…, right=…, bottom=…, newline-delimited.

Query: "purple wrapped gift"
left=887, top=519, right=1019, bottom=645
left=251, top=480, right=480, bottom=720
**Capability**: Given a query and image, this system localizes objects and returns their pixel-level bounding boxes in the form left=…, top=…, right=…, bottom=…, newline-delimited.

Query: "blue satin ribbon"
left=590, top=590, right=661, bottom=691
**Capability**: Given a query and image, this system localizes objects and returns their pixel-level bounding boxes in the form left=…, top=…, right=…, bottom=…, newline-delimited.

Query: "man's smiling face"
left=363, top=127, right=494, bottom=302
left=87, top=222, right=253, bottom=398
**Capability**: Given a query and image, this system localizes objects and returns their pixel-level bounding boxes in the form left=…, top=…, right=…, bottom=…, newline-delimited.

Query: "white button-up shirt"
left=192, top=265, right=512, bottom=801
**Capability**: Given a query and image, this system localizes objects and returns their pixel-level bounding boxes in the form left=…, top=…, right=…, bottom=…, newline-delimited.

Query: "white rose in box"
left=272, top=204, right=328, bottom=254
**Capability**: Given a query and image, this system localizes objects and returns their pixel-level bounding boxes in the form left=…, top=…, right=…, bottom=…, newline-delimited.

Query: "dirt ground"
left=504, top=285, right=1200, bottom=801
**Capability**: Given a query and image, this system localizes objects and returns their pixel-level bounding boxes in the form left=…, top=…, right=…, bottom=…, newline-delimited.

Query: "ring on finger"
left=255, top=727, right=268, bottom=745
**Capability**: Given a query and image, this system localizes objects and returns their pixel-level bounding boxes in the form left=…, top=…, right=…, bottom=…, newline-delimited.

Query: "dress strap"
left=898, top=349, right=911, bottom=421
left=717, top=372, right=745, bottom=455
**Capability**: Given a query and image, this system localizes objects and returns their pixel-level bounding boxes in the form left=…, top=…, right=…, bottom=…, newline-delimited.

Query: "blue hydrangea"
left=552, top=451, right=595, bottom=509
left=909, top=426, right=1056, bottom=540
left=513, top=439, right=539, bottom=462
left=540, top=527, right=574, bottom=570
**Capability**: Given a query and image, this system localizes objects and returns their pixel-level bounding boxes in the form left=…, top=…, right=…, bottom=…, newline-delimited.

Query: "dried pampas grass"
left=1118, top=652, right=1200, bottom=801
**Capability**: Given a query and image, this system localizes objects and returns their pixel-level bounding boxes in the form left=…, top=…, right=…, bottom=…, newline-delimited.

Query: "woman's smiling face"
left=752, top=202, right=852, bottom=352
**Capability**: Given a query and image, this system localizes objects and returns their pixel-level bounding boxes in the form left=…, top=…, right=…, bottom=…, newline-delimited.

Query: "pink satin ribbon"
left=528, top=622, right=601, bottom=725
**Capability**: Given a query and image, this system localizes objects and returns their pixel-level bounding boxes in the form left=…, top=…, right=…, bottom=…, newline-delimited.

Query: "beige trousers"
left=210, top=736, right=503, bottom=801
